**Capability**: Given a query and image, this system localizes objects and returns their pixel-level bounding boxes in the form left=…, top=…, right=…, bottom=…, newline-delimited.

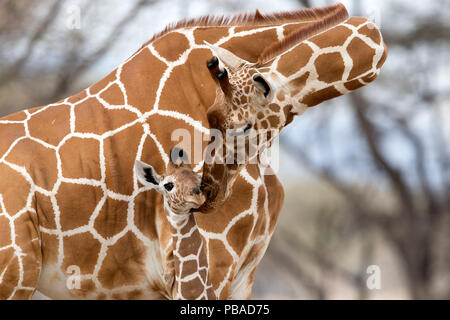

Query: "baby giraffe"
left=135, top=148, right=216, bottom=300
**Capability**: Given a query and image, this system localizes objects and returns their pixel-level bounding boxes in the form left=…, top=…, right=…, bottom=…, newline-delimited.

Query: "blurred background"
left=1, top=0, right=449, bottom=299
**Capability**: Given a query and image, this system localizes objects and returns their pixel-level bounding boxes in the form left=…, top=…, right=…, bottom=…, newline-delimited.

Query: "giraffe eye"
left=164, top=182, right=174, bottom=191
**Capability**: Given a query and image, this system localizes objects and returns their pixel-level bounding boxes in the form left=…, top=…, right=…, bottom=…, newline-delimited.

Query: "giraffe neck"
left=166, top=209, right=216, bottom=300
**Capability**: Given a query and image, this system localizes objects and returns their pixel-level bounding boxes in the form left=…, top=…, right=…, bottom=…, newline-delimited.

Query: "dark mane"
left=257, top=3, right=349, bottom=64
left=139, top=3, right=348, bottom=50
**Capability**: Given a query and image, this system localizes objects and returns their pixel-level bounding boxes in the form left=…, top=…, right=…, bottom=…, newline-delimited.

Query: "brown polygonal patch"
left=289, top=72, right=310, bottom=97
left=68, top=278, right=96, bottom=298
left=221, top=29, right=278, bottom=63
left=10, top=289, right=34, bottom=299
left=245, top=164, right=260, bottom=181
left=62, top=232, right=101, bottom=274
left=315, top=52, right=345, bottom=84
left=252, top=186, right=267, bottom=239
left=180, top=277, right=204, bottom=298
left=347, top=37, right=376, bottom=80
left=35, top=191, right=57, bottom=230
left=0, top=123, right=25, bottom=156
left=361, top=72, right=377, bottom=83
left=56, top=182, right=103, bottom=231
left=198, top=242, right=208, bottom=267
left=94, top=197, right=128, bottom=239
left=90, top=70, right=116, bottom=95
left=267, top=115, right=280, bottom=128
left=0, top=248, right=19, bottom=299
left=264, top=174, right=284, bottom=234
left=344, top=78, right=365, bottom=91
left=194, top=27, right=229, bottom=45
left=75, top=97, right=137, bottom=135
left=67, top=90, right=87, bottom=104
left=40, top=233, right=59, bottom=265
left=1, top=111, right=27, bottom=121
left=268, top=104, right=280, bottom=113
left=310, top=25, right=353, bottom=49
left=111, top=293, right=123, bottom=300
left=239, top=240, right=264, bottom=275
left=158, top=63, right=202, bottom=114
left=208, top=239, right=233, bottom=290
left=260, top=120, right=268, bottom=129
left=358, top=24, right=381, bottom=45
left=0, top=215, right=10, bottom=247
left=12, top=211, right=38, bottom=250
left=158, top=211, right=173, bottom=254
left=196, top=176, right=253, bottom=233
left=16, top=254, right=40, bottom=290
left=181, top=259, right=198, bottom=278
left=99, top=83, right=125, bottom=106
left=59, top=136, right=101, bottom=180
left=199, top=268, right=207, bottom=283
left=153, top=32, right=190, bottom=62
left=126, top=289, right=143, bottom=299
left=28, top=105, right=70, bottom=146
left=346, top=17, right=367, bottom=27
left=283, top=104, right=294, bottom=126
left=96, top=293, right=107, bottom=300
left=184, top=48, right=218, bottom=111
left=277, top=43, right=313, bottom=78
left=28, top=105, right=47, bottom=115
left=0, top=163, right=31, bottom=215
left=301, top=86, right=342, bottom=107
left=227, top=214, right=254, bottom=256
left=256, top=112, right=264, bottom=120
left=121, top=49, right=166, bottom=113
left=177, top=234, right=202, bottom=258
left=157, top=49, right=215, bottom=124
left=103, top=123, right=143, bottom=195
left=5, top=138, right=58, bottom=191
left=98, top=231, right=146, bottom=289
left=13, top=213, right=42, bottom=288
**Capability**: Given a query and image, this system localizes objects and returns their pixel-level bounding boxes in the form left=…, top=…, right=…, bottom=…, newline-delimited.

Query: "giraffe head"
left=136, top=148, right=205, bottom=215
left=205, top=16, right=388, bottom=140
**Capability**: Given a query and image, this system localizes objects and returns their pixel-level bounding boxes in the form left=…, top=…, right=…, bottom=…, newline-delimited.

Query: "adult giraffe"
left=0, top=3, right=387, bottom=299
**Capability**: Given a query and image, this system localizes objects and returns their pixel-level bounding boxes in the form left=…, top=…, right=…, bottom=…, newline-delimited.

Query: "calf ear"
left=135, top=160, right=161, bottom=188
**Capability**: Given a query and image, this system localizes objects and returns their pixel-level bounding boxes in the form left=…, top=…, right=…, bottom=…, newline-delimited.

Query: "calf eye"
left=164, top=182, right=174, bottom=191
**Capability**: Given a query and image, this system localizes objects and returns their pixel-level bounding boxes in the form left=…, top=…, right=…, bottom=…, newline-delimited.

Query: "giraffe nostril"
left=215, top=68, right=228, bottom=80
left=193, top=187, right=200, bottom=195
left=206, top=56, right=219, bottom=69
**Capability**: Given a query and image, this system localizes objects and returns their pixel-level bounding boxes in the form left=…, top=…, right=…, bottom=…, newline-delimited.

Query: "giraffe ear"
left=204, top=41, right=248, bottom=72
left=135, top=160, right=162, bottom=189
left=252, top=73, right=273, bottom=100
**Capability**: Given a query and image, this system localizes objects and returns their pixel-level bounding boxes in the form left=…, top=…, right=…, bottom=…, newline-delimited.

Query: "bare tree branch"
left=49, top=0, right=157, bottom=101
left=0, top=0, right=62, bottom=86
left=349, top=93, right=416, bottom=217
